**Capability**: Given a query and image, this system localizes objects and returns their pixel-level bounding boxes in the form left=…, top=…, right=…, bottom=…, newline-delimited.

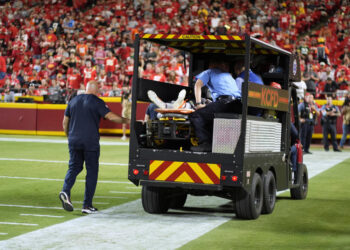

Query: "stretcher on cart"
left=145, top=108, right=197, bottom=149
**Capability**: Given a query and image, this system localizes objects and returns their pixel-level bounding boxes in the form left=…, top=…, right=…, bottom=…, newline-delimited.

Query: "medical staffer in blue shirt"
left=59, top=81, right=129, bottom=214
left=234, top=60, right=264, bottom=92
left=189, top=60, right=241, bottom=152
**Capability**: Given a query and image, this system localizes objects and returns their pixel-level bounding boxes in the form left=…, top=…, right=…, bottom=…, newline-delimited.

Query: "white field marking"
left=0, top=151, right=348, bottom=250
left=0, top=222, right=38, bottom=226
left=0, top=137, right=128, bottom=146
left=0, top=233, right=8, bottom=235
left=20, top=214, right=65, bottom=219
left=109, top=191, right=140, bottom=194
left=73, top=201, right=109, bottom=205
left=0, top=204, right=62, bottom=210
left=126, top=186, right=141, bottom=189
left=94, top=196, right=128, bottom=199
left=0, top=157, right=128, bottom=166
left=0, top=176, right=131, bottom=184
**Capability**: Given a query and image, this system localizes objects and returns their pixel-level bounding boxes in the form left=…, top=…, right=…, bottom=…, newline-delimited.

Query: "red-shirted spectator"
left=104, top=51, right=118, bottom=76
left=142, top=62, right=155, bottom=80
left=0, top=51, right=6, bottom=81
left=83, top=60, right=97, bottom=86
left=67, top=68, right=82, bottom=90
left=116, top=42, right=132, bottom=61
left=150, top=67, right=166, bottom=82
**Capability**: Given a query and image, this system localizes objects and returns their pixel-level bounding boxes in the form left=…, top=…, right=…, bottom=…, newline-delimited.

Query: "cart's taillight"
left=133, top=169, right=139, bottom=175
left=232, top=176, right=238, bottom=182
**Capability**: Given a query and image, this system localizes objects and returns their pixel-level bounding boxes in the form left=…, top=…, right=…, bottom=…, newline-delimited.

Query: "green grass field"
left=181, top=158, right=350, bottom=250
left=1, top=134, right=350, bottom=249
left=0, top=134, right=138, bottom=240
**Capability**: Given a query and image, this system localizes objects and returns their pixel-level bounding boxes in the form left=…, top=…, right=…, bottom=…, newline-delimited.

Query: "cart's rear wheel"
left=142, top=186, right=169, bottom=214
left=262, top=171, right=276, bottom=214
left=234, top=173, right=263, bottom=220
left=169, top=193, right=187, bottom=209
left=291, top=164, right=308, bottom=199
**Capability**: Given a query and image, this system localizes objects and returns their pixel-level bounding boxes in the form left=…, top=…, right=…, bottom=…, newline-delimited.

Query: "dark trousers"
left=300, top=122, right=314, bottom=152
left=189, top=99, right=241, bottom=144
left=62, top=148, right=100, bottom=207
left=322, top=123, right=338, bottom=150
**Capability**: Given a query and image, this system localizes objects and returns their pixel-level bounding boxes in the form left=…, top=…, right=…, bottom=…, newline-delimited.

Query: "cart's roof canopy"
left=140, top=34, right=291, bottom=56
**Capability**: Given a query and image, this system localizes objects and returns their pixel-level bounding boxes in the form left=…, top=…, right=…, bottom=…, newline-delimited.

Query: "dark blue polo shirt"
left=65, top=94, right=110, bottom=151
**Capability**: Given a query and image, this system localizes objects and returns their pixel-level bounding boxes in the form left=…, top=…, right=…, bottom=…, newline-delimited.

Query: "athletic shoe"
left=59, top=191, right=74, bottom=212
left=147, top=90, right=166, bottom=109
left=334, top=148, right=342, bottom=152
left=173, top=89, right=187, bottom=109
left=82, top=206, right=99, bottom=214
left=121, top=135, right=127, bottom=140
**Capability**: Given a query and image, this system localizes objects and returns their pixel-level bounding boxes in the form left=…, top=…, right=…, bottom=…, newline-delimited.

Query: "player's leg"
left=147, top=90, right=166, bottom=109
left=60, top=149, right=84, bottom=211
left=82, top=150, right=100, bottom=213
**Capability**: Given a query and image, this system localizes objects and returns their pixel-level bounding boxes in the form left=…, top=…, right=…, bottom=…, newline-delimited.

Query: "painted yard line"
left=0, top=151, right=348, bottom=250
left=0, top=137, right=128, bottom=146
left=0, top=158, right=128, bottom=166
left=20, top=214, right=65, bottom=219
left=0, top=222, right=38, bottom=226
left=73, top=201, right=109, bottom=205
left=109, top=191, right=140, bottom=194
left=126, top=186, right=142, bottom=189
left=0, top=204, right=62, bottom=210
left=0, top=176, right=131, bottom=184
left=0, top=233, right=8, bottom=235
left=94, top=196, right=128, bottom=199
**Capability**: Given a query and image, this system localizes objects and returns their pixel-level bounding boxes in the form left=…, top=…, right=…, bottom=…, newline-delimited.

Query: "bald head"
left=86, top=81, right=99, bottom=95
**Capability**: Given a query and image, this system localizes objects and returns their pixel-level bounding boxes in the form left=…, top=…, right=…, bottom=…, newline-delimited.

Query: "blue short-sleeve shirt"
left=236, top=69, right=264, bottom=92
left=195, top=68, right=241, bottom=101
left=65, top=94, right=110, bottom=151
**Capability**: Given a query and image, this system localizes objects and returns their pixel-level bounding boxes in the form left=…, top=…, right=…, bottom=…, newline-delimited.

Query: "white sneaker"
left=147, top=90, right=166, bottom=109
left=173, top=89, right=186, bottom=109
left=121, top=135, right=127, bottom=140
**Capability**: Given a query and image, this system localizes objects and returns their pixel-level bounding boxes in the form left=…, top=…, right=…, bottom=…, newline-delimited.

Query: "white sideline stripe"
left=0, top=222, right=38, bottom=226
left=0, top=151, right=348, bottom=249
left=94, top=196, right=128, bottom=199
left=73, top=201, right=109, bottom=205
left=0, top=204, right=62, bottom=210
left=0, top=176, right=131, bottom=184
left=20, top=214, right=65, bottom=219
left=0, top=137, right=128, bottom=146
left=109, top=191, right=140, bottom=194
left=0, top=233, right=8, bottom=235
left=0, top=157, right=128, bottom=166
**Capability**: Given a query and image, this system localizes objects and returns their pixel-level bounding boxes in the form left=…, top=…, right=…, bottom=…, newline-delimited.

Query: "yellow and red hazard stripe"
left=149, top=160, right=221, bottom=185
left=141, top=34, right=244, bottom=41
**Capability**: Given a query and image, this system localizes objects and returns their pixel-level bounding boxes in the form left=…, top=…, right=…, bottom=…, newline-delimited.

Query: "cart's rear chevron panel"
left=149, top=160, right=221, bottom=184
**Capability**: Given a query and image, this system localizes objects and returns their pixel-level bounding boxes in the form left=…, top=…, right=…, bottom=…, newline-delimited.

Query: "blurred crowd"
left=0, top=0, right=349, bottom=103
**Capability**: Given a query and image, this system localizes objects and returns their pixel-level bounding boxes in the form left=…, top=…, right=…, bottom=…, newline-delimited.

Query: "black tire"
left=235, top=173, right=263, bottom=220
left=261, top=171, right=276, bottom=214
left=169, top=193, right=187, bottom=209
left=142, top=186, right=169, bottom=214
left=290, top=164, right=308, bottom=200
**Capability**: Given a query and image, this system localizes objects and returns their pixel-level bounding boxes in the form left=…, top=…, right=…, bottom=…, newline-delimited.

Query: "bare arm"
left=194, top=79, right=206, bottom=109
left=105, top=112, right=130, bottom=124
left=62, top=115, right=69, bottom=137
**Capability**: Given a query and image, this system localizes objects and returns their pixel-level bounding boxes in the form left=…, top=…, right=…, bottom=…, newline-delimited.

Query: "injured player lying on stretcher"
left=144, top=89, right=198, bottom=149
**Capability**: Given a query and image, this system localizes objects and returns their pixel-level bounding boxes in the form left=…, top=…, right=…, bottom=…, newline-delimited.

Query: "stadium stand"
left=0, top=0, right=348, bottom=103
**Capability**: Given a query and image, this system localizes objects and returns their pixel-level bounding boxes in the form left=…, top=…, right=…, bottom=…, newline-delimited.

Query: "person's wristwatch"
left=196, top=102, right=202, bottom=106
